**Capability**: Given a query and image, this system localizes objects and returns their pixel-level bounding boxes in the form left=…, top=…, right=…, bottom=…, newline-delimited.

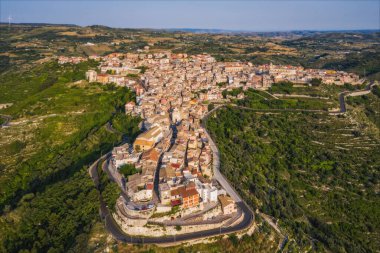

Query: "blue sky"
left=1, top=1, right=379, bottom=31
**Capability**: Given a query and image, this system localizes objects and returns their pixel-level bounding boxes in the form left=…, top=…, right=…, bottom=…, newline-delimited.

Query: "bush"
left=119, top=164, right=140, bottom=178
left=5, top=140, right=26, bottom=155
left=310, top=78, right=322, bottom=87
left=269, top=81, right=294, bottom=94
left=228, top=234, right=239, bottom=247
left=111, top=113, right=141, bottom=139
left=127, top=74, right=139, bottom=78
left=136, top=66, right=148, bottom=74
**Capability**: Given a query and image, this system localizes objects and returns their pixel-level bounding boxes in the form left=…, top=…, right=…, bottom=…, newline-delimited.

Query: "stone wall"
left=114, top=211, right=148, bottom=227
left=117, top=219, right=228, bottom=237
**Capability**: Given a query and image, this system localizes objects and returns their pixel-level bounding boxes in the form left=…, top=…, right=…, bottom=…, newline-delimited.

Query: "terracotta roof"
left=141, top=148, right=159, bottom=162
left=164, top=166, right=176, bottom=178
left=218, top=195, right=234, bottom=209
left=171, top=199, right=181, bottom=207
left=182, top=188, right=198, bottom=199
left=134, top=139, right=155, bottom=147
left=171, top=185, right=198, bottom=199
left=198, top=175, right=211, bottom=184
left=146, top=182, right=153, bottom=190
left=186, top=181, right=196, bottom=190
left=171, top=163, right=181, bottom=169
left=135, top=126, right=162, bottom=142
left=171, top=186, right=183, bottom=197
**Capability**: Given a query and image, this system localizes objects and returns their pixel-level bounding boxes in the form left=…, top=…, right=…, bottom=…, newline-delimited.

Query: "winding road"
left=338, top=81, right=377, bottom=113
left=88, top=153, right=254, bottom=245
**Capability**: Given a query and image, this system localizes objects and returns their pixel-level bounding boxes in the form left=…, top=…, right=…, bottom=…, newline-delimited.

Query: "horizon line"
left=1, top=22, right=379, bottom=33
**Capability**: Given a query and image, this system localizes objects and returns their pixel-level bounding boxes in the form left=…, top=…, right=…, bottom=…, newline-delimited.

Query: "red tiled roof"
left=171, top=163, right=181, bottom=169
left=142, top=148, right=159, bottom=162
left=182, top=188, right=198, bottom=199
left=171, top=199, right=181, bottom=207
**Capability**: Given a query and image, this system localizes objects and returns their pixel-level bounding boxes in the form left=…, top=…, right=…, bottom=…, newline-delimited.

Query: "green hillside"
left=205, top=96, right=380, bottom=252
left=0, top=62, right=140, bottom=252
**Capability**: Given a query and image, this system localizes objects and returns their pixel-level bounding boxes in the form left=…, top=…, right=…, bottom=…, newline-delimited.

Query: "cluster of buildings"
left=157, top=123, right=216, bottom=210
left=267, top=63, right=362, bottom=85
left=84, top=52, right=362, bottom=97
left=84, top=51, right=362, bottom=225
left=57, top=56, right=87, bottom=64
left=95, top=52, right=240, bottom=219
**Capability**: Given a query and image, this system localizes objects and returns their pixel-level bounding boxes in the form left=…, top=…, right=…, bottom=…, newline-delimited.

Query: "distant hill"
left=1, top=22, right=378, bottom=35
left=164, top=27, right=379, bottom=36
left=0, top=22, right=78, bottom=27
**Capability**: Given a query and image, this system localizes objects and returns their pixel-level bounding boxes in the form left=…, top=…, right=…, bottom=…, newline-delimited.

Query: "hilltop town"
left=1, top=22, right=379, bottom=253
left=71, top=51, right=363, bottom=236
left=80, top=51, right=362, bottom=91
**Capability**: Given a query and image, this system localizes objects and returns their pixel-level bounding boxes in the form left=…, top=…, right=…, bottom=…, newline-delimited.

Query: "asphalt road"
left=201, top=106, right=244, bottom=203
left=103, top=199, right=253, bottom=244
left=338, top=81, right=377, bottom=113
left=0, top=114, right=11, bottom=128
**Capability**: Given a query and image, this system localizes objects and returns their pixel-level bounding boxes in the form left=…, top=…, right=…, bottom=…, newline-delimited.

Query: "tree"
left=136, top=66, right=148, bottom=74
left=310, top=78, right=322, bottom=87
left=228, top=234, right=239, bottom=247
left=118, top=164, right=139, bottom=177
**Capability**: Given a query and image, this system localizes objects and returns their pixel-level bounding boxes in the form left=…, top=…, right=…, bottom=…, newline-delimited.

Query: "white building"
left=86, top=70, right=97, bottom=82
left=159, top=183, right=171, bottom=205
left=172, top=108, right=182, bottom=123
left=112, top=153, right=141, bottom=168
left=195, top=179, right=218, bottom=203
left=132, top=189, right=153, bottom=202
